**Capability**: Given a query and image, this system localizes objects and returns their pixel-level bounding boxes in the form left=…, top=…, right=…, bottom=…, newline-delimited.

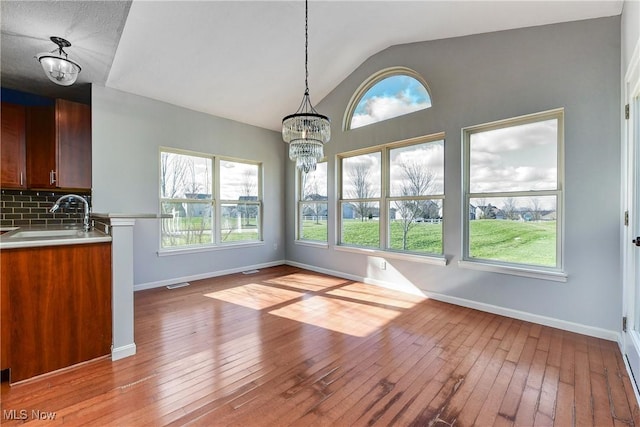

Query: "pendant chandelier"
left=282, top=0, right=331, bottom=173
left=36, top=36, right=82, bottom=86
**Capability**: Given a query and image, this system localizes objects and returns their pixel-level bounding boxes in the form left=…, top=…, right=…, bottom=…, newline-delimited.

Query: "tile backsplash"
left=1, top=189, right=91, bottom=228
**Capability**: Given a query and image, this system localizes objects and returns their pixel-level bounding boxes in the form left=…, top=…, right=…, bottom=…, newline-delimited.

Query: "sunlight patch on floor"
left=269, top=295, right=402, bottom=337
left=326, top=283, right=424, bottom=309
left=204, top=283, right=303, bottom=310
left=264, top=273, right=348, bottom=292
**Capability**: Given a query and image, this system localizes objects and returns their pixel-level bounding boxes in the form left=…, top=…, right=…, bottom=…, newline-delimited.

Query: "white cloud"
left=470, top=119, right=557, bottom=153
left=351, top=94, right=431, bottom=129
left=390, top=142, right=444, bottom=194
left=469, top=118, right=558, bottom=193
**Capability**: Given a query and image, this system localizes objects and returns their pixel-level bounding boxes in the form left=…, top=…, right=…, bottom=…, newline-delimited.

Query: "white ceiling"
left=0, top=0, right=131, bottom=103
left=1, top=1, right=623, bottom=131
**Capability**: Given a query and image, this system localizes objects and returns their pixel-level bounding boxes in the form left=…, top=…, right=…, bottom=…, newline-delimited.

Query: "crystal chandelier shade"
left=36, top=37, right=82, bottom=86
left=282, top=0, right=330, bottom=173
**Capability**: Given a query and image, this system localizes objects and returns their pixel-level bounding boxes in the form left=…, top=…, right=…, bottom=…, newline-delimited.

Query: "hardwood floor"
left=1, top=265, right=639, bottom=426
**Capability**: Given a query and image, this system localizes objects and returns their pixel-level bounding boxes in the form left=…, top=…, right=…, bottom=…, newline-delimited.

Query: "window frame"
left=217, top=157, right=263, bottom=245
left=460, top=109, right=566, bottom=281
left=295, top=159, right=329, bottom=246
left=337, top=133, right=446, bottom=262
left=343, top=66, right=432, bottom=131
left=158, top=147, right=263, bottom=254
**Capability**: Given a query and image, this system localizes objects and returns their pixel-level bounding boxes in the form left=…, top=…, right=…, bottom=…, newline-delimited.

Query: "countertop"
left=92, top=213, right=172, bottom=219
left=0, top=225, right=112, bottom=249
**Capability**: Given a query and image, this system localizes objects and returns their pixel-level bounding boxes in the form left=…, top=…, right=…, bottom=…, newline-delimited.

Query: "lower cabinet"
left=1, top=243, right=112, bottom=383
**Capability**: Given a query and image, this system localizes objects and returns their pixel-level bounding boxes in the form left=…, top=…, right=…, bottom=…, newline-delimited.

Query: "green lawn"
left=469, top=219, right=556, bottom=266
left=161, top=216, right=259, bottom=247
left=303, top=219, right=556, bottom=267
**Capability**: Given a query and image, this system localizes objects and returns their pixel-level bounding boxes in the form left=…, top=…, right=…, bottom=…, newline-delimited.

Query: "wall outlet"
left=380, top=260, right=387, bottom=270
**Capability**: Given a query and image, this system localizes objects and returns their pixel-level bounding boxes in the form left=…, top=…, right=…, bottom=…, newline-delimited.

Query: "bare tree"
left=393, top=160, right=436, bottom=250
left=502, top=197, right=518, bottom=220
left=302, top=172, right=325, bottom=224
left=241, top=169, right=256, bottom=198
left=160, top=153, right=188, bottom=199
left=239, top=169, right=257, bottom=226
left=475, top=197, right=488, bottom=219
left=530, top=197, right=542, bottom=221
left=347, top=162, right=374, bottom=221
left=183, top=158, right=209, bottom=243
left=160, top=153, right=190, bottom=246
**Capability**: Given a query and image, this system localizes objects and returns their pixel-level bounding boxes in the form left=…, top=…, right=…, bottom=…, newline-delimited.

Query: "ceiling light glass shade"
left=35, top=37, right=81, bottom=87
left=36, top=53, right=81, bottom=86
left=288, top=137, right=324, bottom=173
left=283, top=114, right=330, bottom=173
left=283, top=95, right=331, bottom=173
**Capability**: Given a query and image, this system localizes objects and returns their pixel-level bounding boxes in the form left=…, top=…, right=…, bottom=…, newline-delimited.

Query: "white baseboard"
left=286, top=260, right=363, bottom=283
left=422, top=290, right=620, bottom=342
left=134, top=260, right=286, bottom=292
left=285, top=260, right=620, bottom=342
left=112, top=343, right=137, bottom=361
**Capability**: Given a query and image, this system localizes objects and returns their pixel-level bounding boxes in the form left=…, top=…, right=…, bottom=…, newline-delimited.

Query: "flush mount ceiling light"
left=282, top=0, right=331, bottom=174
left=36, top=36, right=82, bottom=86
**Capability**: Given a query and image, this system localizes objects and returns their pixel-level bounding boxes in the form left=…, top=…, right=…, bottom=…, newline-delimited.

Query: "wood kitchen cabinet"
left=1, top=262, right=9, bottom=372
left=1, top=242, right=112, bottom=383
left=26, top=99, right=91, bottom=190
left=1, top=102, right=27, bottom=189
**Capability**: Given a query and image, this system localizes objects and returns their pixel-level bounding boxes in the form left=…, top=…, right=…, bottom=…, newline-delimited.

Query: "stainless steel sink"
left=8, top=229, right=85, bottom=239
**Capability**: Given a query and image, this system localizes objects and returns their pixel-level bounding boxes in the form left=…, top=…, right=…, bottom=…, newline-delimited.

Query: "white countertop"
left=92, top=213, right=171, bottom=219
left=0, top=225, right=112, bottom=249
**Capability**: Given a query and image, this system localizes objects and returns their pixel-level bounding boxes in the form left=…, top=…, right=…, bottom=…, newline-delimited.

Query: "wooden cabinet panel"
left=26, top=99, right=91, bottom=190
left=56, top=99, right=91, bottom=189
left=1, top=102, right=26, bottom=188
left=1, top=261, right=9, bottom=371
left=1, top=243, right=112, bottom=383
left=26, top=105, right=56, bottom=188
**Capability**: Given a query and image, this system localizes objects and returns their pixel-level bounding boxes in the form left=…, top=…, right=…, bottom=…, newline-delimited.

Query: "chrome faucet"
left=49, top=194, right=91, bottom=232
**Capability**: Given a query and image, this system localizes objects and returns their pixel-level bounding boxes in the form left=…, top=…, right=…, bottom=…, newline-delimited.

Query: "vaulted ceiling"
left=1, top=1, right=623, bottom=131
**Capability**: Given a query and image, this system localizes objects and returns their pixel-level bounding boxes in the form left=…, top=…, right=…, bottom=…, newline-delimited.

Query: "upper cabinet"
left=1, top=103, right=27, bottom=189
left=26, top=99, right=92, bottom=190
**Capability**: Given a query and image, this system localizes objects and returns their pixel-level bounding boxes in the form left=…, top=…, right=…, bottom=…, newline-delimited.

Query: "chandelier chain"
left=282, top=0, right=330, bottom=173
left=305, top=0, right=309, bottom=95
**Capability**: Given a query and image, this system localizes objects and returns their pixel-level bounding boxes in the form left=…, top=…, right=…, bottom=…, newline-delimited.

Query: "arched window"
left=345, top=67, right=432, bottom=130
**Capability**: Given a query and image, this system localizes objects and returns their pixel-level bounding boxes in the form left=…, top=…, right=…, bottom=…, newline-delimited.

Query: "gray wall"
left=286, top=17, right=622, bottom=333
left=92, top=85, right=285, bottom=287
left=622, top=0, right=639, bottom=72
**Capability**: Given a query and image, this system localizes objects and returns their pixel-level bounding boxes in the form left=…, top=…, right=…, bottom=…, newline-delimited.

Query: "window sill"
left=334, top=245, right=447, bottom=266
left=157, top=241, right=264, bottom=256
left=457, top=259, right=567, bottom=282
left=295, top=240, right=329, bottom=249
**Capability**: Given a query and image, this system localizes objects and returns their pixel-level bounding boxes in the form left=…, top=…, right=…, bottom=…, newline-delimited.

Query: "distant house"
left=303, top=193, right=328, bottom=202
left=180, top=193, right=213, bottom=217
left=475, top=204, right=505, bottom=220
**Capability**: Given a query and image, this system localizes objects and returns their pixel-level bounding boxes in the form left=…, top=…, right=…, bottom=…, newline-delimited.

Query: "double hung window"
left=338, top=135, right=445, bottom=256
left=297, top=160, right=328, bottom=242
left=462, top=109, right=564, bottom=273
left=160, top=149, right=262, bottom=250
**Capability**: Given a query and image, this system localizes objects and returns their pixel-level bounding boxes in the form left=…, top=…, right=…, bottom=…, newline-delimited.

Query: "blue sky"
left=351, top=75, right=431, bottom=129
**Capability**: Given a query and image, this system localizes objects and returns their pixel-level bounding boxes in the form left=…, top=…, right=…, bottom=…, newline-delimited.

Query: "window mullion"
left=379, top=148, right=387, bottom=250
left=214, top=156, right=220, bottom=245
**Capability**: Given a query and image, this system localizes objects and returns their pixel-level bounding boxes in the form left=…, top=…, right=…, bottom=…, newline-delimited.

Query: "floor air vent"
left=166, top=282, right=190, bottom=290
left=242, top=269, right=259, bottom=275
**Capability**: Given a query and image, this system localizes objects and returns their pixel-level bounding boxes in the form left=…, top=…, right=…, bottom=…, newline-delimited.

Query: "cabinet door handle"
left=19, top=172, right=23, bottom=186
left=50, top=170, right=57, bottom=185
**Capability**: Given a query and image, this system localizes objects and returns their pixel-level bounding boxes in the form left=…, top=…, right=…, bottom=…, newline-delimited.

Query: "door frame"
left=622, top=38, right=640, bottom=403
